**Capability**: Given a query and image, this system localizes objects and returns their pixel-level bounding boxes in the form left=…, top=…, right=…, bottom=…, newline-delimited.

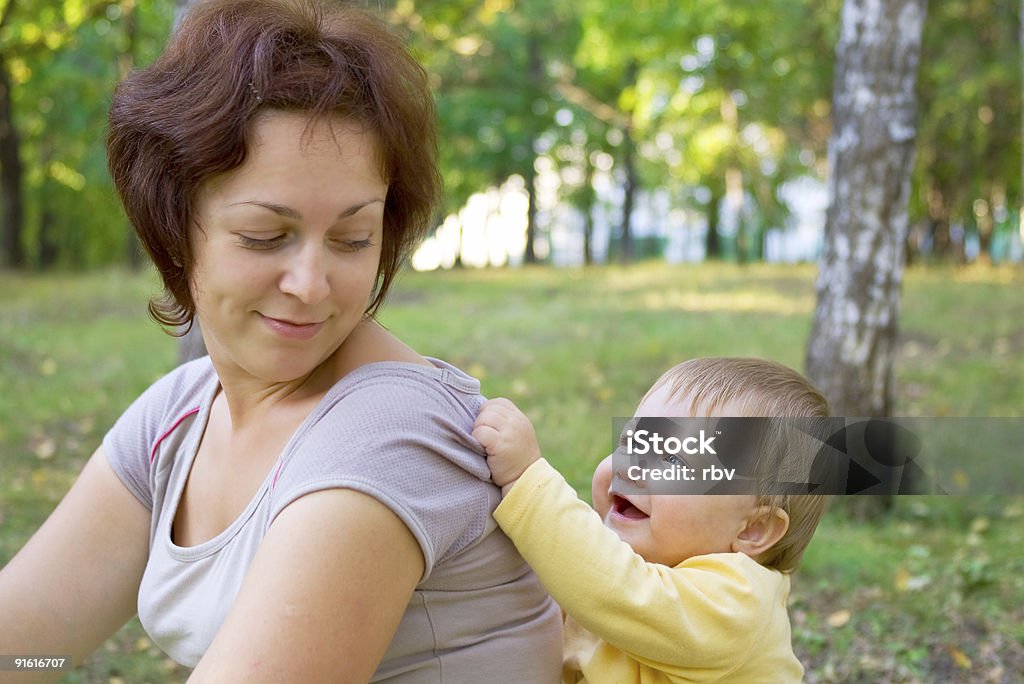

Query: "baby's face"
left=591, top=383, right=759, bottom=567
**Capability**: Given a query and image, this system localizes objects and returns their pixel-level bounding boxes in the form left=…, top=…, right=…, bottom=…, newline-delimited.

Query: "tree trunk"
left=726, top=166, right=745, bottom=264
left=617, top=60, right=639, bottom=264
left=0, top=44, right=26, bottom=268
left=619, top=125, right=637, bottom=263
left=523, top=34, right=543, bottom=265
left=524, top=152, right=539, bottom=264
left=581, top=157, right=595, bottom=266
left=805, top=0, right=927, bottom=417
left=38, top=143, right=58, bottom=268
left=720, top=95, right=745, bottom=264
left=38, top=205, right=58, bottom=268
left=706, top=186, right=722, bottom=260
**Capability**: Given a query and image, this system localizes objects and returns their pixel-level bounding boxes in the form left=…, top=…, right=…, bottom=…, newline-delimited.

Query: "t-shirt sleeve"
left=268, top=373, right=495, bottom=577
left=101, top=359, right=212, bottom=511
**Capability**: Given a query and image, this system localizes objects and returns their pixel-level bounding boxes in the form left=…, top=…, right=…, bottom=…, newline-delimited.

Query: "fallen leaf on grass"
left=32, top=436, right=56, bottom=460
left=894, top=567, right=931, bottom=592
left=75, top=416, right=96, bottom=434
left=826, top=609, right=851, bottom=628
left=948, top=645, right=972, bottom=669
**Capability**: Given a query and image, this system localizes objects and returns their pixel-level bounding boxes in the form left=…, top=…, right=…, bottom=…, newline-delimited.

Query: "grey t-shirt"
left=103, top=356, right=561, bottom=682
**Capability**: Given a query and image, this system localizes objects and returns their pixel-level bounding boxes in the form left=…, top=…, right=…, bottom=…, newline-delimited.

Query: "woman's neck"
left=207, top=318, right=425, bottom=431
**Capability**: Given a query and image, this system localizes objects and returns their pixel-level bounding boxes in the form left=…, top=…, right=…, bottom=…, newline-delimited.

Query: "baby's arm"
left=474, top=399, right=768, bottom=670
left=472, top=398, right=542, bottom=495
left=491, top=458, right=766, bottom=672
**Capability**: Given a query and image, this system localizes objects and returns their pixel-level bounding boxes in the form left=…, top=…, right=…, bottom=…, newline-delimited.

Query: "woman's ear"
left=732, top=506, right=789, bottom=558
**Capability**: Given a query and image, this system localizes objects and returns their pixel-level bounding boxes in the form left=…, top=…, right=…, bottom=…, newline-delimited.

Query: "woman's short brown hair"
left=107, top=0, right=441, bottom=331
left=644, top=357, right=832, bottom=573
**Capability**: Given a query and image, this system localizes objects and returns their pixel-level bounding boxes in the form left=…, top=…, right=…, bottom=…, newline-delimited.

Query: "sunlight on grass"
left=639, top=288, right=814, bottom=315
left=948, top=263, right=1024, bottom=285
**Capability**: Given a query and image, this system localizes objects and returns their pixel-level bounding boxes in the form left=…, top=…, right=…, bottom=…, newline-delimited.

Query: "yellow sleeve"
left=495, top=459, right=782, bottom=674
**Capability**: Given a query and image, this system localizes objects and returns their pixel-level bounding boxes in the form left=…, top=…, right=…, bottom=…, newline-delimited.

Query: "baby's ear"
left=732, top=506, right=789, bottom=558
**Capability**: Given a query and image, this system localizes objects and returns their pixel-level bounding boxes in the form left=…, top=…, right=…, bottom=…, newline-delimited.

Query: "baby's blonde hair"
left=643, top=357, right=831, bottom=573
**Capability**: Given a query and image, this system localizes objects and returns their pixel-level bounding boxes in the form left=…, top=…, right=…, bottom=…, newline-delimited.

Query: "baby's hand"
left=472, top=398, right=542, bottom=490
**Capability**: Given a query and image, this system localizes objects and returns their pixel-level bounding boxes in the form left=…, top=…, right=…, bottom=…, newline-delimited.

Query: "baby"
left=473, top=357, right=830, bottom=683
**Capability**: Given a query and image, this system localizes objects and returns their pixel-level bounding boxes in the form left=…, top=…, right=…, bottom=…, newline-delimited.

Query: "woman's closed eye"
left=235, top=233, right=374, bottom=252
left=236, top=233, right=287, bottom=250
left=330, top=237, right=375, bottom=252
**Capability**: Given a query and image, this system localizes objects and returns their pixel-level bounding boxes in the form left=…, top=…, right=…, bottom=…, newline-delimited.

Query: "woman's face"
left=189, top=110, right=388, bottom=385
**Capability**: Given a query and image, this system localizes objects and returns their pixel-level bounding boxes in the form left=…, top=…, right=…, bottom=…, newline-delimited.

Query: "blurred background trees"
left=0, top=0, right=1020, bottom=271
left=0, top=0, right=170, bottom=269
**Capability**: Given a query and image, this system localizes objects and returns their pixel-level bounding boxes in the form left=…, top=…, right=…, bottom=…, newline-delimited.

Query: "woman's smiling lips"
left=259, top=313, right=326, bottom=340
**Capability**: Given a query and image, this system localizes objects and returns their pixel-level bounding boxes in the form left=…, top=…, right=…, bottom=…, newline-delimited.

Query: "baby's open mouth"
left=612, top=495, right=648, bottom=520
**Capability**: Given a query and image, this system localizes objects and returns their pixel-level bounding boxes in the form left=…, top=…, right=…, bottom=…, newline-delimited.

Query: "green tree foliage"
left=394, top=0, right=580, bottom=262
left=913, top=0, right=1022, bottom=260
left=0, top=0, right=172, bottom=269
left=1, top=0, right=1020, bottom=270
left=401, top=0, right=845, bottom=263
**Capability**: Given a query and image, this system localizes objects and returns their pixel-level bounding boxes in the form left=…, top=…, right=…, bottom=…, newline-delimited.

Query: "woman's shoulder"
left=142, top=355, right=218, bottom=404
left=344, top=355, right=481, bottom=392
left=321, top=321, right=482, bottom=407
left=102, top=356, right=218, bottom=510
left=288, top=357, right=488, bottom=479
left=109, top=356, right=217, bottom=436
left=316, top=356, right=484, bottom=427
left=268, top=357, right=495, bottom=572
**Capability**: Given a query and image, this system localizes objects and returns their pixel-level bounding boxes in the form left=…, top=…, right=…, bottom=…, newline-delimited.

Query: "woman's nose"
left=280, top=244, right=330, bottom=305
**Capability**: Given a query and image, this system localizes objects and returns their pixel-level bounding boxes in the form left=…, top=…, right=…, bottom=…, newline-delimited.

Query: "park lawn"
left=1, top=262, right=1022, bottom=683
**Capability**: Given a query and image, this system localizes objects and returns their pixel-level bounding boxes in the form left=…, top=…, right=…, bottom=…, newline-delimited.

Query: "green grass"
left=1, top=262, right=1022, bottom=682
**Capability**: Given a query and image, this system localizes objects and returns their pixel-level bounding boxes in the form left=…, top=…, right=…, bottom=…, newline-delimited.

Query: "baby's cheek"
left=591, top=455, right=614, bottom=517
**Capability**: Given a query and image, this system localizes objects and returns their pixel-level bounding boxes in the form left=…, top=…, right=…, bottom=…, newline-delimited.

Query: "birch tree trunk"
left=805, top=0, right=927, bottom=417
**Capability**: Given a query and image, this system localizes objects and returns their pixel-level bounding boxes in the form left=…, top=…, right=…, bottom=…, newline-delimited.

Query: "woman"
left=0, top=0, right=561, bottom=681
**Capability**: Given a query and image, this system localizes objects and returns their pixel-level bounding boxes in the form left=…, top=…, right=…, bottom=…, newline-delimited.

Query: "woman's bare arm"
left=188, top=488, right=424, bottom=683
left=0, top=448, right=150, bottom=682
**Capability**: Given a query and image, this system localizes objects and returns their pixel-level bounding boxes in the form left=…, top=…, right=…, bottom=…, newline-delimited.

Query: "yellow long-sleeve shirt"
left=494, top=459, right=804, bottom=684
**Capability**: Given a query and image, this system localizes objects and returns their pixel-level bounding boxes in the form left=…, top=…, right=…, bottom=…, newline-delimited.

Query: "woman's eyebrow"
left=337, top=198, right=385, bottom=218
left=229, top=198, right=384, bottom=220
left=230, top=201, right=301, bottom=219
